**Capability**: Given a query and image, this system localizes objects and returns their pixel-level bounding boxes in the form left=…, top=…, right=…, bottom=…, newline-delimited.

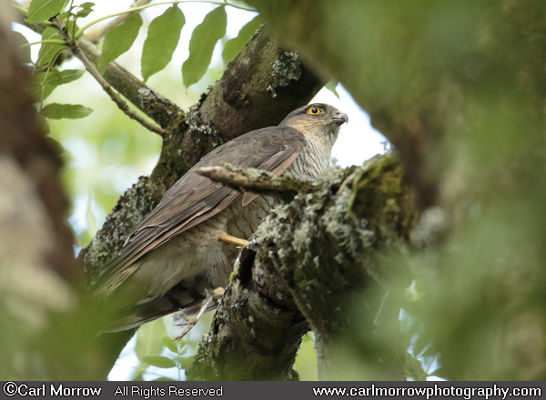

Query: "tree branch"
left=188, top=154, right=418, bottom=380
left=78, top=36, right=184, bottom=129
left=16, top=9, right=184, bottom=130
left=51, top=18, right=169, bottom=136
left=187, top=245, right=309, bottom=380
left=196, top=164, right=319, bottom=202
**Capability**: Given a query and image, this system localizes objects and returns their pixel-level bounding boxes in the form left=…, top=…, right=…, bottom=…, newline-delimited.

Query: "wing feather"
left=96, top=126, right=306, bottom=294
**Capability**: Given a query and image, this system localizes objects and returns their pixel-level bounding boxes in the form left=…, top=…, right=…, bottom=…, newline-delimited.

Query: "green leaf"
left=27, top=0, right=68, bottom=23
left=36, top=27, right=66, bottom=68
left=41, top=103, right=93, bottom=119
left=222, top=15, right=261, bottom=65
left=39, top=68, right=85, bottom=87
left=98, top=12, right=143, bottom=73
left=13, top=32, right=32, bottom=64
left=135, top=318, right=167, bottom=361
left=76, top=2, right=95, bottom=18
left=180, top=355, right=194, bottom=370
left=141, top=6, right=185, bottom=81
left=34, top=68, right=85, bottom=100
left=325, top=80, right=339, bottom=98
left=161, top=336, right=178, bottom=353
left=182, top=6, right=226, bottom=87
left=142, top=355, right=176, bottom=369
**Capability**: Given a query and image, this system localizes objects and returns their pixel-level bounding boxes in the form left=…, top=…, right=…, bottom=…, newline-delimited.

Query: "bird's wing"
left=96, top=126, right=306, bottom=295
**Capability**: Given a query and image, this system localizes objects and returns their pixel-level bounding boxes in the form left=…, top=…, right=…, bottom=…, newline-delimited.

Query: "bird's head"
left=279, top=103, right=348, bottom=150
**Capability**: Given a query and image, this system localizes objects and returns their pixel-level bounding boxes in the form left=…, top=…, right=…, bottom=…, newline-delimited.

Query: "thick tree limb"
left=187, top=246, right=309, bottom=380
left=178, top=30, right=324, bottom=167
left=188, top=155, right=418, bottom=380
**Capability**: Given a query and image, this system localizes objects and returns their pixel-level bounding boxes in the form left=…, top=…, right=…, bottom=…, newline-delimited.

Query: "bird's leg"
left=173, top=287, right=226, bottom=341
left=218, top=231, right=249, bottom=247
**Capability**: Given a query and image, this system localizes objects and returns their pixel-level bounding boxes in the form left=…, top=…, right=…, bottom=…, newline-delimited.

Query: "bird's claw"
left=173, top=317, right=197, bottom=341
left=172, top=287, right=225, bottom=340
left=175, top=315, right=197, bottom=327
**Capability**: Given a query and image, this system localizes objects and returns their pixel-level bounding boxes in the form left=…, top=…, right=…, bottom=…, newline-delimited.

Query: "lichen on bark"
left=188, top=154, right=418, bottom=380
left=80, top=176, right=161, bottom=285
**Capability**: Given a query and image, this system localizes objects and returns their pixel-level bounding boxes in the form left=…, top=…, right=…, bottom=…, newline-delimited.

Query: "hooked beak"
left=332, top=111, right=349, bottom=126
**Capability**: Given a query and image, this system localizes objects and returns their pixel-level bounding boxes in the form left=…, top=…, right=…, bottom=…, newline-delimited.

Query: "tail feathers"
left=94, top=263, right=139, bottom=298
left=102, top=286, right=210, bottom=332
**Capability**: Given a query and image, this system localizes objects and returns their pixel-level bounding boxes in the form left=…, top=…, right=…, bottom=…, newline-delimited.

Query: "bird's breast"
left=287, top=136, right=330, bottom=180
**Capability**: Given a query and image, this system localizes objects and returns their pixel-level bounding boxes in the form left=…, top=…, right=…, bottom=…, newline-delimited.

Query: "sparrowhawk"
left=96, top=103, right=348, bottom=331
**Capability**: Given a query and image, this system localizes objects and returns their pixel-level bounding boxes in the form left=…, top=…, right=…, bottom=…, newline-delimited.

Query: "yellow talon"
left=218, top=232, right=249, bottom=247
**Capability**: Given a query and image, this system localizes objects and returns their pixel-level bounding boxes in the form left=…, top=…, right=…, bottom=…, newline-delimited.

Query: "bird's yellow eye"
left=307, top=106, right=322, bottom=115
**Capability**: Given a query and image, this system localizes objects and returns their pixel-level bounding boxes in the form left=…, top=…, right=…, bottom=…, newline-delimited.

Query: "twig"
left=196, top=164, right=318, bottom=201
left=85, top=0, right=153, bottom=44
left=52, top=19, right=169, bottom=137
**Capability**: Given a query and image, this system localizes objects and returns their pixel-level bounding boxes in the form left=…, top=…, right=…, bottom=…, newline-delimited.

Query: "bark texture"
left=188, top=155, right=417, bottom=380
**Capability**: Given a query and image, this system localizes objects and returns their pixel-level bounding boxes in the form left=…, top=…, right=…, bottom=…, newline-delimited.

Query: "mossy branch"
left=188, top=154, right=418, bottom=380
left=196, top=163, right=318, bottom=201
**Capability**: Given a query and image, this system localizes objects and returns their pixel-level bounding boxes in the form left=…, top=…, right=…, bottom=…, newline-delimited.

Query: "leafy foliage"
left=141, top=5, right=185, bottom=81
left=249, top=0, right=546, bottom=380
left=98, top=12, right=143, bottom=73
left=293, top=332, right=318, bottom=380
left=74, top=2, right=94, bottom=18
left=142, top=356, right=177, bottom=369
left=27, top=0, right=69, bottom=23
left=40, top=103, right=93, bottom=119
left=33, top=68, right=85, bottom=100
left=129, top=318, right=202, bottom=380
left=182, top=6, right=227, bottom=87
left=85, top=192, right=98, bottom=237
left=36, top=27, right=66, bottom=69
